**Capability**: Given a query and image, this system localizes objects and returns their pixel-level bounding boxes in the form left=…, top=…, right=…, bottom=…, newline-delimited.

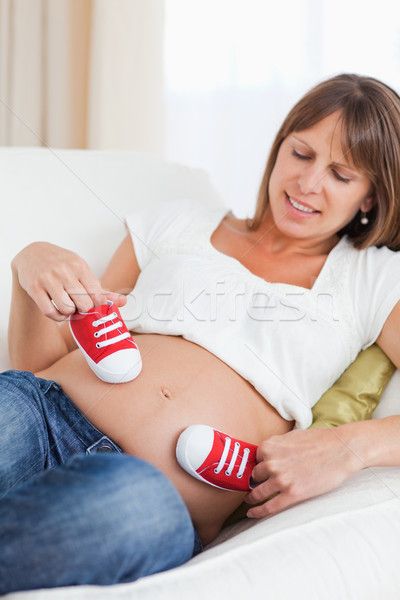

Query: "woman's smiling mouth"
left=285, top=193, right=320, bottom=216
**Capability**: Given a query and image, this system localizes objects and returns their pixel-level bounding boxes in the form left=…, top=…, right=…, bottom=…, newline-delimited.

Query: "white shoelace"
left=214, top=436, right=251, bottom=479
left=92, top=312, right=130, bottom=349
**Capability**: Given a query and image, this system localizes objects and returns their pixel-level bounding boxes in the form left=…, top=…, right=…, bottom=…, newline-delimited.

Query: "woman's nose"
left=298, top=165, right=324, bottom=195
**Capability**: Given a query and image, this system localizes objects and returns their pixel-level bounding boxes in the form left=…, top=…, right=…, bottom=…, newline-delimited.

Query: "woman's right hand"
left=245, top=425, right=363, bottom=517
left=11, top=242, right=126, bottom=322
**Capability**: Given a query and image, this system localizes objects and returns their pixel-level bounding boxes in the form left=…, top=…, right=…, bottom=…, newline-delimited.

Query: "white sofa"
left=2, top=147, right=400, bottom=600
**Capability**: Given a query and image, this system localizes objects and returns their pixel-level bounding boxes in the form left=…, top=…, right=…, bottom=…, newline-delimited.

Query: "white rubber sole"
left=84, top=348, right=142, bottom=383
left=69, top=325, right=142, bottom=384
left=176, top=425, right=230, bottom=491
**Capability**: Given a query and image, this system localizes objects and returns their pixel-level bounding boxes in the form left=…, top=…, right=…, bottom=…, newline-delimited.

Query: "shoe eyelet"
left=214, top=469, right=218, bottom=474
left=94, top=332, right=100, bottom=338
left=237, top=474, right=243, bottom=479
left=96, top=343, right=101, bottom=349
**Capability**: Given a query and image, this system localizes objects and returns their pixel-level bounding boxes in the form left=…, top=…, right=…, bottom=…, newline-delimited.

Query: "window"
left=164, top=0, right=400, bottom=216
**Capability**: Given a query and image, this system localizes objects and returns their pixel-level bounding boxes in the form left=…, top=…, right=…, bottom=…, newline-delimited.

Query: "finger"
left=47, top=282, right=87, bottom=316
left=256, top=444, right=267, bottom=462
left=42, top=267, right=99, bottom=315
left=70, top=266, right=128, bottom=310
left=80, top=286, right=127, bottom=309
left=245, top=478, right=278, bottom=505
left=73, top=264, right=128, bottom=309
left=247, top=493, right=290, bottom=519
left=68, top=285, right=127, bottom=312
left=68, top=284, right=100, bottom=314
left=251, top=460, right=272, bottom=485
left=50, top=298, right=73, bottom=319
left=104, top=291, right=128, bottom=308
left=69, top=272, right=113, bottom=312
left=32, top=290, right=70, bottom=322
left=77, top=272, right=106, bottom=308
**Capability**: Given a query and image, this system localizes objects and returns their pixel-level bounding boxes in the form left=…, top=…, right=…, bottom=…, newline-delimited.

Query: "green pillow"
left=223, top=344, right=395, bottom=526
left=309, top=344, right=395, bottom=429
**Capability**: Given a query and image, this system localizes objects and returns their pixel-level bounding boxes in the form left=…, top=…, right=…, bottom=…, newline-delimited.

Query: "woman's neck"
left=253, top=210, right=340, bottom=257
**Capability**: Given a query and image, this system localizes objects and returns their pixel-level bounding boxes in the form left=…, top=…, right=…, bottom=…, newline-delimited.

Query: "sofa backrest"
left=0, top=147, right=223, bottom=370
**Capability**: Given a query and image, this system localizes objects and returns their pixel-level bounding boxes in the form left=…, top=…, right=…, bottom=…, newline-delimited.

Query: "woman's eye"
left=292, top=149, right=310, bottom=160
left=332, top=170, right=351, bottom=184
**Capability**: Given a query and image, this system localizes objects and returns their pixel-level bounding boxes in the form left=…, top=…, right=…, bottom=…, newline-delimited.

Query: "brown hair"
left=248, top=74, right=400, bottom=250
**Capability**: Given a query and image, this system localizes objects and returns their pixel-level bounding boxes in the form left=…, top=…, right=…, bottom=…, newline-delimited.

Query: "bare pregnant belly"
left=37, top=334, right=293, bottom=544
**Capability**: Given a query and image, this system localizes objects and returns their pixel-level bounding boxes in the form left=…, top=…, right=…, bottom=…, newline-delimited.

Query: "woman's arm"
left=8, top=235, right=140, bottom=372
left=245, top=417, right=400, bottom=517
left=375, top=300, right=400, bottom=370
left=245, top=301, right=400, bottom=518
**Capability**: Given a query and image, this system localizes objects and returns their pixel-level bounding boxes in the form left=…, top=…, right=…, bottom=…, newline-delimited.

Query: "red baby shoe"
left=176, top=425, right=258, bottom=492
left=69, top=300, right=142, bottom=383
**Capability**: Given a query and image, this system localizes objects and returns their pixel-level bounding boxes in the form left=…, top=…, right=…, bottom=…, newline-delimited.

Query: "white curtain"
left=164, top=0, right=400, bottom=217
left=87, top=0, right=164, bottom=152
left=0, top=0, right=164, bottom=153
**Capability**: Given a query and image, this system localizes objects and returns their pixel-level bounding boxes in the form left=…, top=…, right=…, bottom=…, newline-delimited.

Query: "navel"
left=160, top=386, right=173, bottom=400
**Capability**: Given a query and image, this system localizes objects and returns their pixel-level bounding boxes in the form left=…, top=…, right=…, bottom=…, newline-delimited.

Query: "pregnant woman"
left=2, top=73, right=400, bottom=594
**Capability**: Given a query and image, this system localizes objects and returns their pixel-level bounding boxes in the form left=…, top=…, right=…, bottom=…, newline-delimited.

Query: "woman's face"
left=268, top=111, right=374, bottom=245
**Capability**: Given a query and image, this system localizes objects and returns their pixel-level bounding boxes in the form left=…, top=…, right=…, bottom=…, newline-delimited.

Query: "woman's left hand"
left=245, top=426, right=364, bottom=518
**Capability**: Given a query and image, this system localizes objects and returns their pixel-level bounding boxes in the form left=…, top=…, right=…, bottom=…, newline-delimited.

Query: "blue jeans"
left=0, top=370, right=201, bottom=595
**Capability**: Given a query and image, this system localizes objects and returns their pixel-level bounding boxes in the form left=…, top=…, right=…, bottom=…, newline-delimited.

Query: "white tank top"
left=124, top=198, right=400, bottom=428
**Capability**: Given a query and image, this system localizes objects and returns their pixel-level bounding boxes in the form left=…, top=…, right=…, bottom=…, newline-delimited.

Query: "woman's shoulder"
left=340, top=235, right=400, bottom=277
left=124, top=198, right=209, bottom=269
left=340, top=235, right=398, bottom=257
left=125, top=197, right=229, bottom=266
left=154, top=198, right=228, bottom=240
left=126, top=197, right=223, bottom=235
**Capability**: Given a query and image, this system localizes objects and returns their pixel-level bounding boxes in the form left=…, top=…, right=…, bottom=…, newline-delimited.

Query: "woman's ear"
left=361, top=194, right=375, bottom=213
